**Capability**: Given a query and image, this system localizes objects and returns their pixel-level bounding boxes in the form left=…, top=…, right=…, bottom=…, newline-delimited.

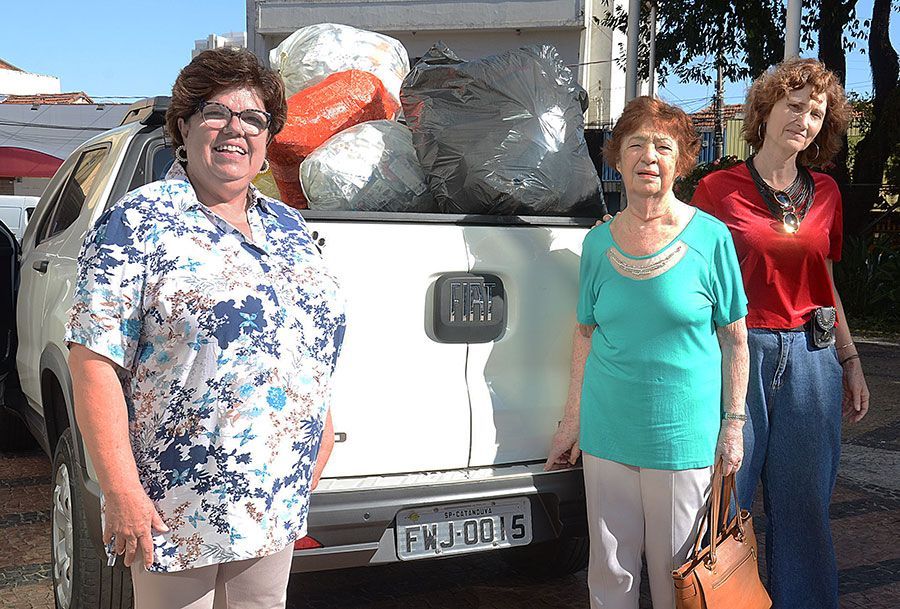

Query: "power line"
left=0, top=119, right=110, bottom=132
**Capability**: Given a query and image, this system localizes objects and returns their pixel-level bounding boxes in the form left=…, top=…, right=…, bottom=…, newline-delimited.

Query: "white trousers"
left=583, top=454, right=712, bottom=609
left=130, top=544, right=294, bottom=609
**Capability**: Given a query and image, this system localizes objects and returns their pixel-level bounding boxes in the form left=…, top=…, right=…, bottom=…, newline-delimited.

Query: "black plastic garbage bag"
left=401, top=43, right=605, bottom=216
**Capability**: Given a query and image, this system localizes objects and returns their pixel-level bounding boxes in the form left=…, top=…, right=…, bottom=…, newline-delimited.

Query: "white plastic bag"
left=270, top=23, right=410, bottom=103
left=300, top=120, right=435, bottom=212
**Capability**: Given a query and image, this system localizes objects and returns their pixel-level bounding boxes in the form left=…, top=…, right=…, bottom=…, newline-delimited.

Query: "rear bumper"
left=292, top=463, right=586, bottom=572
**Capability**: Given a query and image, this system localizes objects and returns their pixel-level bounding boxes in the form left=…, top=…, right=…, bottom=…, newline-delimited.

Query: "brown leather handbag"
left=672, top=468, right=772, bottom=609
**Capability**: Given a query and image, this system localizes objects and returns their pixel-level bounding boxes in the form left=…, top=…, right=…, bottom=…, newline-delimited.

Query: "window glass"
left=39, top=146, right=109, bottom=242
left=151, top=146, right=174, bottom=183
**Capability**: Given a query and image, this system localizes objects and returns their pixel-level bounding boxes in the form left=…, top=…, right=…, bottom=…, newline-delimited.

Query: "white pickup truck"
left=0, top=97, right=602, bottom=609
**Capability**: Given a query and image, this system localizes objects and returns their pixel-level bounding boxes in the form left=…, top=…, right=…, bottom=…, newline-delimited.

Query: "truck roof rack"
left=120, top=96, right=171, bottom=127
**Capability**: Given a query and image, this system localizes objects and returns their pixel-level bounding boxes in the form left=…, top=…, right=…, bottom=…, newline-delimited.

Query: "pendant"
left=783, top=212, right=800, bottom=234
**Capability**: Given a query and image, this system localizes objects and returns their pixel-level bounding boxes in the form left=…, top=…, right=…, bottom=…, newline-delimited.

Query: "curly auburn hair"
left=165, top=48, right=287, bottom=149
left=743, top=58, right=850, bottom=167
left=603, top=96, right=701, bottom=178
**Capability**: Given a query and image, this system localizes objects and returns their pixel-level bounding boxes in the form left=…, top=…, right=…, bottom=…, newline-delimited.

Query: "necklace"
left=746, top=155, right=815, bottom=234
left=606, top=242, right=688, bottom=280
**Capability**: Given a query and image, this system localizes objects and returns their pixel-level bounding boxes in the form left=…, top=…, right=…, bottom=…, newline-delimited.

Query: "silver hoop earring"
left=758, top=123, right=765, bottom=142
left=175, top=145, right=188, bottom=164
left=259, top=158, right=270, bottom=174
left=811, top=143, right=820, bottom=161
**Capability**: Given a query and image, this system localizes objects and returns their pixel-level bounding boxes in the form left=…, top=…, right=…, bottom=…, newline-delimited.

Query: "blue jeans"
left=737, top=329, right=843, bottom=609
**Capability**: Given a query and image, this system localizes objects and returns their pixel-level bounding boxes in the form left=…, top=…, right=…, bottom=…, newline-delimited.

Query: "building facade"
left=0, top=96, right=128, bottom=196
left=193, top=31, right=248, bottom=58
left=247, top=0, right=636, bottom=126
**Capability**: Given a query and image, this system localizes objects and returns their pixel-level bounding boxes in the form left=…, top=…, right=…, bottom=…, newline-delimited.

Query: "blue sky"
left=2, top=0, right=894, bottom=113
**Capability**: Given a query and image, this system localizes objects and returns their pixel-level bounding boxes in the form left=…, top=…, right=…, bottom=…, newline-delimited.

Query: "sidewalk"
left=0, top=340, right=897, bottom=608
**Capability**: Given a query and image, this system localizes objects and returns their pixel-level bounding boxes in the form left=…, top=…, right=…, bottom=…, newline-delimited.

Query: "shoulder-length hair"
left=603, top=96, right=701, bottom=178
left=165, top=47, right=287, bottom=148
left=743, top=58, right=850, bottom=167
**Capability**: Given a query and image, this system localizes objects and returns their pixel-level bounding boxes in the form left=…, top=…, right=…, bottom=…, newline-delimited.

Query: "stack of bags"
left=262, top=23, right=434, bottom=212
left=261, top=24, right=603, bottom=217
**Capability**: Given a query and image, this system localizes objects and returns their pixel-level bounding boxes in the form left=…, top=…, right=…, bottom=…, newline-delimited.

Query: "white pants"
left=130, top=544, right=294, bottom=609
left=583, top=455, right=712, bottom=609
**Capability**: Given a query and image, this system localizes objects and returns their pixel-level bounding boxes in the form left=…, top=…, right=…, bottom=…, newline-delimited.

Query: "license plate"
left=396, top=498, right=532, bottom=560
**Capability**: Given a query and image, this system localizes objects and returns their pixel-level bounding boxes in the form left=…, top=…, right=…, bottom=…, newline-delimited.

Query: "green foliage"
left=600, top=0, right=785, bottom=85
left=673, top=155, right=743, bottom=202
left=799, top=0, right=867, bottom=55
left=833, top=234, right=900, bottom=320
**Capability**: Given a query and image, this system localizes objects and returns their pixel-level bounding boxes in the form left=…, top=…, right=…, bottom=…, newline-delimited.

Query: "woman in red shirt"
left=692, top=58, right=870, bottom=609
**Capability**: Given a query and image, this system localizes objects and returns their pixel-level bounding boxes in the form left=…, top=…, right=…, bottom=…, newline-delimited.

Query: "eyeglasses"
left=198, top=101, right=271, bottom=135
left=773, top=191, right=800, bottom=234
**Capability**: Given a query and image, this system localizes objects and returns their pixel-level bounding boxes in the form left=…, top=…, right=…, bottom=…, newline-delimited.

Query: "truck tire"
left=51, top=429, right=134, bottom=609
left=501, top=536, right=589, bottom=579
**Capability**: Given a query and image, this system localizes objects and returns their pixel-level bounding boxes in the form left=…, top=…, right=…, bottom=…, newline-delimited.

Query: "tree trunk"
left=849, top=0, right=899, bottom=236
left=817, top=0, right=855, bottom=189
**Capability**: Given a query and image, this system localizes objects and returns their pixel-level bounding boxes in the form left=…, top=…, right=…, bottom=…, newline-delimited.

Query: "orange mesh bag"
left=267, top=69, right=400, bottom=208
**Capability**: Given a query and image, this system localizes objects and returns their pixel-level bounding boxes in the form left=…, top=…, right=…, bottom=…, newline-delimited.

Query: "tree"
left=848, top=0, right=899, bottom=235
left=802, top=0, right=867, bottom=186
left=601, top=0, right=785, bottom=85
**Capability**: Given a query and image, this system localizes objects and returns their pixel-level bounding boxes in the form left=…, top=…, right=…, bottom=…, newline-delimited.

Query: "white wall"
left=248, top=0, right=630, bottom=125
left=0, top=70, right=61, bottom=95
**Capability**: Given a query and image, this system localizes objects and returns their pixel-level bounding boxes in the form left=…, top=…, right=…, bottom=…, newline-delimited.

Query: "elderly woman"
left=65, top=48, right=345, bottom=609
left=546, top=96, right=749, bottom=609
left=692, top=58, right=870, bottom=609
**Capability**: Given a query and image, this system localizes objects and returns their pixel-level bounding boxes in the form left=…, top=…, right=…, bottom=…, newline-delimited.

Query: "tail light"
left=294, top=536, right=323, bottom=550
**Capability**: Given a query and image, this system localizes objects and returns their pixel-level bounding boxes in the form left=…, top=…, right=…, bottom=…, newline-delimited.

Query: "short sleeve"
left=710, top=230, right=748, bottom=327
left=828, top=185, right=843, bottom=261
left=65, top=203, right=147, bottom=369
left=577, top=231, right=599, bottom=326
left=691, top=178, right=717, bottom=216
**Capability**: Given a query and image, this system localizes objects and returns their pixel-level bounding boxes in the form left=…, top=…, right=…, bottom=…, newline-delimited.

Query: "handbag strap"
left=690, top=465, right=746, bottom=566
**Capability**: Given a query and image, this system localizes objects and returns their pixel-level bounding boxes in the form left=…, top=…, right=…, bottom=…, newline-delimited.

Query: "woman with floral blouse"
left=65, top=48, right=345, bottom=609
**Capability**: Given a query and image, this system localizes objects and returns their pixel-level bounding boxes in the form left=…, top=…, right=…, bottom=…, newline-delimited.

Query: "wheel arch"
left=40, top=343, right=76, bottom=455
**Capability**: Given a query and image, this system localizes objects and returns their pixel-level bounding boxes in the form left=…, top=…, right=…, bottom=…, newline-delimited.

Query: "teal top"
left=577, top=210, right=748, bottom=470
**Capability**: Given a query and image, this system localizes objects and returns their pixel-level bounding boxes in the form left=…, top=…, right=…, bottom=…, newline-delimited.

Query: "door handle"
left=32, top=260, right=48, bottom=273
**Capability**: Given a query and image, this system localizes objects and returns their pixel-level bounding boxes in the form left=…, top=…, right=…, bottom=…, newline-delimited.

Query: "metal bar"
left=648, top=1, right=657, bottom=98
left=785, top=0, right=802, bottom=59
left=625, top=0, right=641, bottom=101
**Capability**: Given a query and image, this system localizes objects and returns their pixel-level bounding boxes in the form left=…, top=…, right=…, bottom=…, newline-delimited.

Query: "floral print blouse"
left=65, top=162, right=345, bottom=572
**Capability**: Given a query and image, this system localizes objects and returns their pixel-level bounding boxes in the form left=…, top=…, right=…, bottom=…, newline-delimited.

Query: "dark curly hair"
left=165, top=47, right=287, bottom=149
left=604, top=96, right=702, bottom=178
left=743, top=58, right=850, bottom=167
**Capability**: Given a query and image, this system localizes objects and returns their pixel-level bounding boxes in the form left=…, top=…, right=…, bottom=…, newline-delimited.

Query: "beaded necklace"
left=746, top=155, right=816, bottom=234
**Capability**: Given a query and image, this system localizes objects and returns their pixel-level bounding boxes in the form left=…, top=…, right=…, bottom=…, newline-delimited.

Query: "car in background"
left=0, top=195, right=39, bottom=243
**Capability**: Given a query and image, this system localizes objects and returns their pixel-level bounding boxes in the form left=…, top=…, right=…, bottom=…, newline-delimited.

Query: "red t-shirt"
left=691, top=162, right=842, bottom=329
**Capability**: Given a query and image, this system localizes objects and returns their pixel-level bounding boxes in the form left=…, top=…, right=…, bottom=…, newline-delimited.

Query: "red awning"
left=0, top=147, right=63, bottom=178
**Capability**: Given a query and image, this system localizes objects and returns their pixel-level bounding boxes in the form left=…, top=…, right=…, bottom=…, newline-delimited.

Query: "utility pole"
left=648, top=1, right=657, bottom=98
left=714, top=50, right=725, bottom=160
left=625, top=0, right=641, bottom=101
left=785, top=0, right=802, bottom=58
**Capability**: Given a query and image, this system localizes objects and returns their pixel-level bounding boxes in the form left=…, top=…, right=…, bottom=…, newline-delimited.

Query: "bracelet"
left=840, top=353, right=861, bottom=366
left=723, top=412, right=748, bottom=422
left=836, top=341, right=855, bottom=351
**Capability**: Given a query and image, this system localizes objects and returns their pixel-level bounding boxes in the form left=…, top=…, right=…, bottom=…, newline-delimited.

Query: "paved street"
left=1, top=340, right=897, bottom=609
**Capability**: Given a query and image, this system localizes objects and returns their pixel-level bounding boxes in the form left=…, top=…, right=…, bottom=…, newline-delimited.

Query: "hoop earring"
left=811, top=142, right=820, bottom=161
left=259, top=158, right=270, bottom=174
left=758, top=123, right=765, bottom=142
left=175, top=145, right=188, bottom=164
